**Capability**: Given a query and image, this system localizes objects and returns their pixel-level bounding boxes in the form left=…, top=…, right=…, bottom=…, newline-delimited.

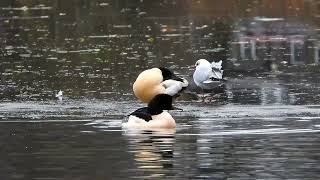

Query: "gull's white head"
left=195, top=59, right=210, bottom=68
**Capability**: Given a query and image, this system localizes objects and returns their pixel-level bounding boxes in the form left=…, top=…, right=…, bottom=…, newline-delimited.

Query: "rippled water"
left=1, top=101, right=320, bottom=179
left=1, top=0, right=320, bottom=179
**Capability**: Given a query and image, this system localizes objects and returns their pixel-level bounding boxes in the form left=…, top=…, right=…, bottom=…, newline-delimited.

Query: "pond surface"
left=1, top=100, right=320, bottom=179
left=1, top=0, right=320, bottom=179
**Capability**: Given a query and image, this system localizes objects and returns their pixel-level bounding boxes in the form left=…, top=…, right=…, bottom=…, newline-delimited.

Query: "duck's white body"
left=133, top=68, right=188, bottom=103
left=193, top=59, right=224, bottom=90
left=122, top=111, right=176, bottom=129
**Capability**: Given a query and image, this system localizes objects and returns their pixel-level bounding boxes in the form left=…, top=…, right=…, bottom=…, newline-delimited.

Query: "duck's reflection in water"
left=122, top=129, right=176, bottom=178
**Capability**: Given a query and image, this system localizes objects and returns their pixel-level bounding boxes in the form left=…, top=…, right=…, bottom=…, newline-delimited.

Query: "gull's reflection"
left=196, top=117, right=225, bottom=175
left=122, top=129, right=176, bottom=178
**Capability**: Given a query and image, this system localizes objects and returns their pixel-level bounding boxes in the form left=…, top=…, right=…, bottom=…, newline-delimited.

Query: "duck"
left=133, top=67, right=188, bottom=103
left=193, top=59, right=224, bottom=90
left=122, top=94, right=177, bottom=129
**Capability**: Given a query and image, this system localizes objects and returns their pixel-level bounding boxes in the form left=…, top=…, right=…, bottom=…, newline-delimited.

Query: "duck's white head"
left=195, top=59, right=211, bottom=68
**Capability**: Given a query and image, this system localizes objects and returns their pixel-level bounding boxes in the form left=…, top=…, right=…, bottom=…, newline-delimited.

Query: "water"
left=2, top=101, right=320, bottom=179
left=1, top=0, right=320, bottom=179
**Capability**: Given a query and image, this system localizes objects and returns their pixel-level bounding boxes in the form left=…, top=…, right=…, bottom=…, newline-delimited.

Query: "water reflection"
left=1, top=100, right=320, bottom=179
left=188, top=103, right=320, bottom=179
left=0, top=0, right=320, bottom=103
left=122, top=129, right=176, bottom=179
left=225, top=77, right=291, bottom=105
left=230, top=17, right=318, bottom=72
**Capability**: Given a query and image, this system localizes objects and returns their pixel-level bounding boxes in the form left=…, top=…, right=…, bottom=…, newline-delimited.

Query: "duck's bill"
left=170, top=106, right=183, bottom=111
left=171, top=75, right=184, bottom=82
left=170, top=75, right=189, bottom=87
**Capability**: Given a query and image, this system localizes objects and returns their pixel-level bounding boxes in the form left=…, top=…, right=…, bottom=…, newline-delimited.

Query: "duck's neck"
left=148, top=107, right=163, bottom=115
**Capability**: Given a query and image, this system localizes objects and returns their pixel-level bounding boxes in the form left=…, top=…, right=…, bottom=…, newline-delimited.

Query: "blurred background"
left=1, top=0, right=319, bottom=103
left=1, top=1, right=320, bottom=180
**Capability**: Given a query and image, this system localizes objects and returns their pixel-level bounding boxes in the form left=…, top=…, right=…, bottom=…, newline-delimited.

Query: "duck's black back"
left=129, top=107, right=152, bottom=122
left=158, top=67, right=183, bottom=82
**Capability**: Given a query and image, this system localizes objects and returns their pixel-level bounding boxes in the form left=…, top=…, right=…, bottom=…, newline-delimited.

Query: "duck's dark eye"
left=195, top=62, right=199, bottom=66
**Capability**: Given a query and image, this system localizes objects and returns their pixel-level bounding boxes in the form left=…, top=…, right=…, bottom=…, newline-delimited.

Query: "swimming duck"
left=133, top=67, right=188, bottom=103
left=122, top=94, right=177, bottom=129
left=193, top=59, right=224, bottom=90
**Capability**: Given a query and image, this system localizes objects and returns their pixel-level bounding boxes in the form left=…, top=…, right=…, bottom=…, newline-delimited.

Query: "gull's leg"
left=199, top=88, right=206, bottom=103
left=207, top=93, right=220, bottom=103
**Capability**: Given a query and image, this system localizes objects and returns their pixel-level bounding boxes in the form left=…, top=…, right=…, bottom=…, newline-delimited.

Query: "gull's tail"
left=211, top=60, right=222, bottom=70
left=210, top=60, right=224, bottom=80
